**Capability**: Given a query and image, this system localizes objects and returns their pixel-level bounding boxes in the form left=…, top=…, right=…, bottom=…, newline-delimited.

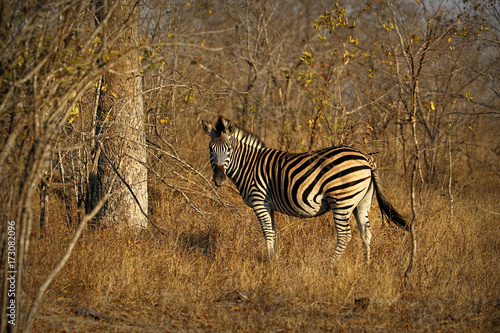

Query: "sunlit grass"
left=26, top=139, right=500, bottom=332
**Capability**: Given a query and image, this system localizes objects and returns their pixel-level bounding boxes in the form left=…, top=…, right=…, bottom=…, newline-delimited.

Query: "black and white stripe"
left=203, top=116, right=408, bottom=262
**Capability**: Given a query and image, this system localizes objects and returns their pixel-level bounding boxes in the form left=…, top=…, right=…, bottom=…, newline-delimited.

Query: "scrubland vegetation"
left=29, top=144, right=500, bottom=332
left=1, top=0, right=499, bottom=331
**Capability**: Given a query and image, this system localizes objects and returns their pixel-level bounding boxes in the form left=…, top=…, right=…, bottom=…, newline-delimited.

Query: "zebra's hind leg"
left=331, top=210, right=353, bottom=263
left=353, top=181, right=375, bottom=264
left=354, top=206, right=373, bottom=264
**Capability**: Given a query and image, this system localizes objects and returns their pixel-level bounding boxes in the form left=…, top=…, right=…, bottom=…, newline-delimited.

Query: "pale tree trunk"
left=88, top=0, right=148, bottom=229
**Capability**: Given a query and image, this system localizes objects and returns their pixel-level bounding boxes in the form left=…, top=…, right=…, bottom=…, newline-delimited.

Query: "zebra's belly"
left=275, top=198, right=331, bottom=218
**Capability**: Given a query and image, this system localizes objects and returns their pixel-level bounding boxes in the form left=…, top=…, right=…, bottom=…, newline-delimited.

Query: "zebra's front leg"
left=252, top=204, right=276, bottom=260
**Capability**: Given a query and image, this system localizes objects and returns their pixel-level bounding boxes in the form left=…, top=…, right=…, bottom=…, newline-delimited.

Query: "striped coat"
left=203, top=116, right=408, bottom=262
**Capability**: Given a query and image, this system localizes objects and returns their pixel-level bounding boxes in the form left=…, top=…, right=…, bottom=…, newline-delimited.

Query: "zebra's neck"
left=232, top=126, right=264, bottom=149
left=226, top=127, right=264, bottom=194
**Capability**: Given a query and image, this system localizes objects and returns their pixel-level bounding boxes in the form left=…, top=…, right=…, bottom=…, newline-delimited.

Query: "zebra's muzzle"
left=213, top=165, right=227, bottom=187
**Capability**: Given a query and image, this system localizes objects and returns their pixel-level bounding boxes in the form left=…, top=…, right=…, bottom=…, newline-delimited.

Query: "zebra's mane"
left=217, top=116, right=265, bottom=149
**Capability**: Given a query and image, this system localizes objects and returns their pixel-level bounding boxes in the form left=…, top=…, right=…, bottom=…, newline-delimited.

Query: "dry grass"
left=26, top=134, right=500, bottom=332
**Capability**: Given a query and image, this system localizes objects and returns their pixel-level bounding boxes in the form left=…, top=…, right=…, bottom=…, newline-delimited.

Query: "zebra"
left=202, top=116, right=409, bottom=263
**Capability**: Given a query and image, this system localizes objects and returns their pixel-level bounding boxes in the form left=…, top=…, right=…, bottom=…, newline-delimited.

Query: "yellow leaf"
left=429, top=101, right=435, bottom=110
left=448, top=37, right=452, bottom=43
left=230, top=306, right=243, bottom=311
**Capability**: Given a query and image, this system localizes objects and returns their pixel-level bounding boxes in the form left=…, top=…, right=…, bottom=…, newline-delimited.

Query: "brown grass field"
left=26, top=129, right=499, bottom=332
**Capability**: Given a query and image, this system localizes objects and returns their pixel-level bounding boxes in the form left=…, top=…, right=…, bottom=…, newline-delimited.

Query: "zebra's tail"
left=371, top=171, right=410, bottom=231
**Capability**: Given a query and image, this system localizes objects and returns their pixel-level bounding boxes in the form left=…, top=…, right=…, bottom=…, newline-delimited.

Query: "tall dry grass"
left=26, top=130, right=499, bottom=332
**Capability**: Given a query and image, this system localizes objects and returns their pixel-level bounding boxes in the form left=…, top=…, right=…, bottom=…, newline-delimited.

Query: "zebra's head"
left=202, top=117, right=235, bottom=187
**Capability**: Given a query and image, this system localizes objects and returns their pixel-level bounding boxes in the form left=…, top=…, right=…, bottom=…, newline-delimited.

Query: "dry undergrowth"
left=26, top=137, right=500, bottom=332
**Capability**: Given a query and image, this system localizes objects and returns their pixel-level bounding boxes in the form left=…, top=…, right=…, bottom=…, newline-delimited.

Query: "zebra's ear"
left=224, top=121, right=235, bottom=136
left=202, top=120, right=214, bottom=137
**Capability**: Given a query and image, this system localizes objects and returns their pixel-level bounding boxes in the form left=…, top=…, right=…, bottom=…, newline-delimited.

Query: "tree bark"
left=88, top=0, right=148, bottom=229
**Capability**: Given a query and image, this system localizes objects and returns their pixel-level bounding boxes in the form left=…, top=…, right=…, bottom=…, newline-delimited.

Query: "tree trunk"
left=88, top=0, right=148, bottom=229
